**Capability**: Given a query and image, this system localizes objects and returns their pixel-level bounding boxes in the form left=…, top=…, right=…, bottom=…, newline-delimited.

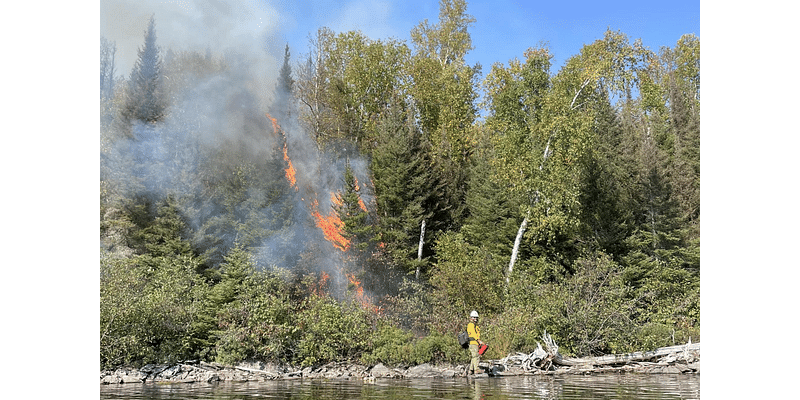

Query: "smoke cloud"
left=101, top=0, right=283, bottom=81
left=101, top=0, right=376, bottom=300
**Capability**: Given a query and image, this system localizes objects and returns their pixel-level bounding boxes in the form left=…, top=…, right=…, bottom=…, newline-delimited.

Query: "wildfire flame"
left=311, top=199, right=350, bottom=252
left=346, top=272, right=381, bottom=314
left=354, top=177, right=368, bottom=212
left=346, top=273, right=366, bottom=301
left=265, top=113, right=297, bottom=190
left=311, top=271, right=330, bottom=297
left=283, top=145, right=297, bottom=189
left=265, top=112, right=379, bottom=313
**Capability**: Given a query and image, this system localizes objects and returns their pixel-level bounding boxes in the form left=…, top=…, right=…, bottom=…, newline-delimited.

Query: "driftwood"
left=499, top=331, right=700, bottom=372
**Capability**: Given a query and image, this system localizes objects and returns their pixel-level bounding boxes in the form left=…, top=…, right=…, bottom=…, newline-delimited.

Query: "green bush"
left=361, top=323, right=414, bottom=366
left=429, top=232, right=506, bottom=324
left=409, top=331, right=466, bottom=365
left=210, top=248, right=301, bottom=364
left=100, top=253, right=207, bottom=369
left=294, top=295, right=373, bottom=367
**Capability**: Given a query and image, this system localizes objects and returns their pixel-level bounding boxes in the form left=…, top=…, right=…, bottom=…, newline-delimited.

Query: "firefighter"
left=467, top=310, right=485, bottom=375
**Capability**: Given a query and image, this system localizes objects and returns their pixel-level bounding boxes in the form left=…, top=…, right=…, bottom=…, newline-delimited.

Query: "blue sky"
left=101, top=0, right=699, bottom=82
left=271, top=0, right=699, bottom=73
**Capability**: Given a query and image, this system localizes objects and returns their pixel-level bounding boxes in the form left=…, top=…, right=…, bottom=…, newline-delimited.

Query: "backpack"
left=457, top=331, right=470, bottom=348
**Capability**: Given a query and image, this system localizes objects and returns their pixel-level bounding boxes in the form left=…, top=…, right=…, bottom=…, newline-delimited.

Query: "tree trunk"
left=541, top=331, right=700, bottom=367
left=415, top=220, right=426, bottom=280
left=507, top=213, right=528, bottom=284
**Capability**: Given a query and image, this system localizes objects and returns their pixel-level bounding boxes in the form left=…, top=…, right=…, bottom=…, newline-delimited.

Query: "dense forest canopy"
left=100, top=0, right=699, bottom=369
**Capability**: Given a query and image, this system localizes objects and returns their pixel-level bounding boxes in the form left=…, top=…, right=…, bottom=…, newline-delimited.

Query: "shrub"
left=100, top=253, right=207, bottom=368
left=361, top=323, right=414, bottom=366
left=409, top=331, right=466, bottom=365
left=294, top=295, right=372, bottom=367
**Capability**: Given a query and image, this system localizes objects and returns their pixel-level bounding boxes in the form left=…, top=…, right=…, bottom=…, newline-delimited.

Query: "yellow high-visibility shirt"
left=467, top=322, right=480, bottom=345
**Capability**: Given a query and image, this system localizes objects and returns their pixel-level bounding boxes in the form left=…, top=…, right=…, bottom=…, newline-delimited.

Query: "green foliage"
left=361, top=323, right=414, bottom=365
left=408, top=330, right=465, bottom=365
left=100, top=252, right=207, bottom=369
left=100, top=195, right=210, bottom=368
left=303, top=29, right=410, bottom=151
left=379, top=278, right=436, bottom=334
left=370, top=101, right=440, bottom=274
left=213, top=255, right=299, bottom=364
left=335, top=163, right=374, bottom=254
left=294, top=295, right=373, bottom=367
left=460, top=143, right=519, bottom=260
left=191, top=152, right=296, bottom=268
left=481, top=304, right=541, bottom=358
left=123, top=15, right=167, bottom=124
left=429, top=232, right=506, bottom=321
left=100, top=8, right=700, bottom=367
left=502, top=251, right=641, bottom=356
left=362, top=325, right=466, bottom=366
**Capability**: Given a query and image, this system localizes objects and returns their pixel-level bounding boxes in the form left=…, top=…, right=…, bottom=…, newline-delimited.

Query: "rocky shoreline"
left=101, top=354, right=699, bottom=385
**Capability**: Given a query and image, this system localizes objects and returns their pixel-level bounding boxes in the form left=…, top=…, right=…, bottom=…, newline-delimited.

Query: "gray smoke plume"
left=100, top=0, right=375, bottom=299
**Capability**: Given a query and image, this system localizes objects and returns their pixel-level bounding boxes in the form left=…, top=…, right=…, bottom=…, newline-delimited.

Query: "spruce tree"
left=273, top=43, right=295, bottom=121
left=371, top=101, right=439, bottom=275
left=124, top=15, right=166, bottom=124
left=460, top=134, right=518, bottom=259
left=335, top=162, right=373, bottom=253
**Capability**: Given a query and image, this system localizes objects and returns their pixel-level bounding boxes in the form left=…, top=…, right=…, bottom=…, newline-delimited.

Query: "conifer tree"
left=335, top=162, right=373, bottom=255
left=273, top=43, right=295, bottom=121
left=124, top=15, right=166, bottom=124
left=578, top=92, right=633, bottom=258
left=460, top=132, right=518, bottom=259
left=371, top=101, right=441, bottom=275
left=408, top=0, right=479, bottom=231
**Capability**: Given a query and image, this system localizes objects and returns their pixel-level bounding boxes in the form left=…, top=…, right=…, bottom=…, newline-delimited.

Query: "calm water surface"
left=100, top=374, right=699, bottom=399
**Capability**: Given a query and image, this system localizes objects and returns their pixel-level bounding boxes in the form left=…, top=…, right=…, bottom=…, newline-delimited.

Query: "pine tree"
left=578, top=92, right=633, bottom=258
left=371, top=101, right=441, bottom=275
left=273, top=43, right=295, bottom=121
left=460, top=131, right=518, bottom=259
left=335, top=162, right=373, bottom=251
left=407, top=0, right=479, bottom=230
left=124, top=15, right=166, bottom=124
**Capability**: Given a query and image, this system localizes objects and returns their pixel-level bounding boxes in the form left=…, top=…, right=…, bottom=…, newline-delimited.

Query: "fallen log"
left=498, top=332, right=700, bottom=373
left=540, top=331, right=700, bottom=367
left=554, top=342, right=700, bottom=367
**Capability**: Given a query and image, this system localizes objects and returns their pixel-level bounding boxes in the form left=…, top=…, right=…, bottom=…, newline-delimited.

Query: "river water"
left=100, top=374, right=699, bottom=399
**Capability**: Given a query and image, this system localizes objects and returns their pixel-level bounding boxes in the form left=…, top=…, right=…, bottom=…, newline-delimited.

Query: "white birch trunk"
left=416, top=220, right=426, bottom=280
left=507, top=213, right=529, bottom=284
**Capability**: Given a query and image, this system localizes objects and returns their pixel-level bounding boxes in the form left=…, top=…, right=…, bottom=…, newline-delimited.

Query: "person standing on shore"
left=467, top=310, right=484, bottom=375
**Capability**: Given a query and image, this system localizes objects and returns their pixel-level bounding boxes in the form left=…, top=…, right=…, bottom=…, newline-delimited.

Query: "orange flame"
left=353, top=176, right=368, bottom=212
left=265, top=113, right=376, bottom=255
left=346, top=273, right=381, bottom=314
left=266, top=113, right=298, bottom=190
left=311, top=271, right=330, bottom=297
left=331, top=192, right=343, bottom=208
left=283, top=145, right=297, bottom=189
left=311, top=199, right=350, bottom=252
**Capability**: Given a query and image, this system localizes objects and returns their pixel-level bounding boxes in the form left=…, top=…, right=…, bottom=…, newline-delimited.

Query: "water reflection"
left=101, top=374, right=699, bottom=400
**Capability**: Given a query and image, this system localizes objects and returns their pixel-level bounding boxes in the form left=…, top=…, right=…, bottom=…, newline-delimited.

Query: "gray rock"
left=100, top=374, right=121, bottom=384
left=405, top=363, right=440, bottom=378
left=369, top=363, right=392, bottom=378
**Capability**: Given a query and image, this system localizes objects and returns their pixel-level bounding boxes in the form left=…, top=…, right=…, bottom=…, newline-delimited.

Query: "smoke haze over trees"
left=100, top=0, right=699, bottom=369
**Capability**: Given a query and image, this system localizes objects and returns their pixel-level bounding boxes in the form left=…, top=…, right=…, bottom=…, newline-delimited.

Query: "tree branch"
left=571, top=79, right=591, bottom=110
